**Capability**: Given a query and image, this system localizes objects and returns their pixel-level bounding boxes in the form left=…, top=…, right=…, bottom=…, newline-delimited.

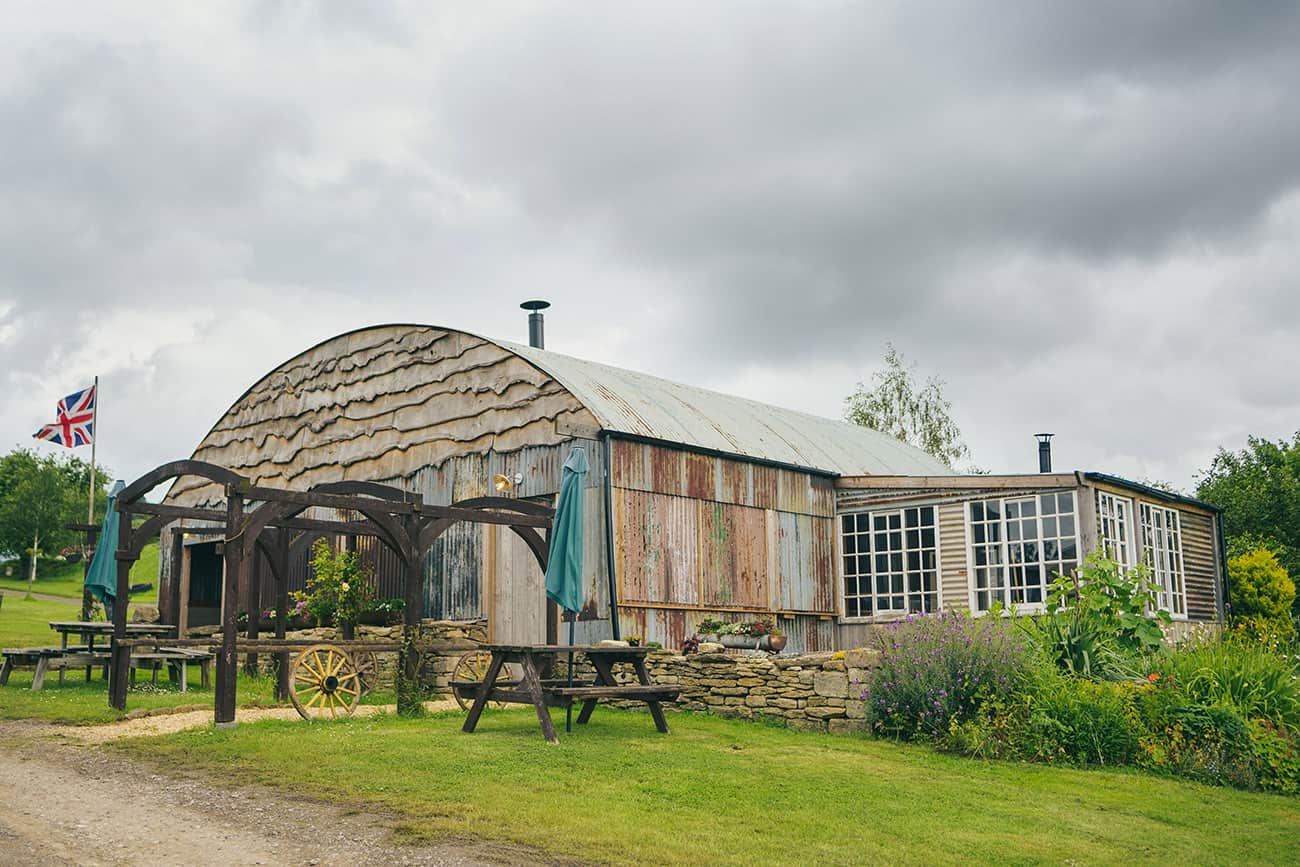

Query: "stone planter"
left=705, top=634, right=788, bottom=653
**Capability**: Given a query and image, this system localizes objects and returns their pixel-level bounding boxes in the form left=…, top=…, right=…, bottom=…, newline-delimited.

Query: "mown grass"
left=0, top=542, right=160, bottom=603
left=118, top=708, right=1300, bottom=866
left=0, top=670, right=284, bottom=724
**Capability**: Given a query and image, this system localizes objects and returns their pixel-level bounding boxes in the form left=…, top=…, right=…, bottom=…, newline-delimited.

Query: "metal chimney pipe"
left=521, top=300, right=550, bottom=349
left=1035, top=433, right=1054, bottom=474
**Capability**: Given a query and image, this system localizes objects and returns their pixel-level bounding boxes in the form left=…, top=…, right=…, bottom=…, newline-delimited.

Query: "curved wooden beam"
left=450, top=496, right=554, bottom=517
left=311, top=480, right=414, bottom=503
left=127, top=514, right=169, bottom=561
left=118, top=460, right=247, bottom=507
left=511, top=525, right=550, bottom=572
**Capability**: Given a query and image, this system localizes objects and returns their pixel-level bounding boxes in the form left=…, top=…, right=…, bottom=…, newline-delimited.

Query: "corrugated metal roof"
left=499, top=340, right=951, bottom=477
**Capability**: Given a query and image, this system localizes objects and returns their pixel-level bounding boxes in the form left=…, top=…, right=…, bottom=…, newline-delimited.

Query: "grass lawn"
left=0, top=542, right=160, bottom=603
left=119, top=708, right=1300, bottom=866
left=0, top=594, right=401, bottom=723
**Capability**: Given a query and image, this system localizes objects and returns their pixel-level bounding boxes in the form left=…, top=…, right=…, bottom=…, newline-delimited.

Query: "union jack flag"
left=33, top=384, right=96, bottom=448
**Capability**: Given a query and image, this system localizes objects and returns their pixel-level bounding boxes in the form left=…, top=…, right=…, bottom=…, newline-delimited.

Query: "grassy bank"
left=0, top=542, right=159, bottom=603
left=119, top=708, right=1300, bottom=866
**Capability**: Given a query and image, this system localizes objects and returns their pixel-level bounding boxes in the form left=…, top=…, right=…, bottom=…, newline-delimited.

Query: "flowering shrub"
left=862, top=611, right=1032, bottom=740
left=293, top=539, right=375, bottom=627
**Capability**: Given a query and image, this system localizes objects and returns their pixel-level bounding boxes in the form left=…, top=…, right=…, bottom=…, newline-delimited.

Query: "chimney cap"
left=1034, top=432, right=1054, bottom=442
left=520, top=299, right=551, bottom=312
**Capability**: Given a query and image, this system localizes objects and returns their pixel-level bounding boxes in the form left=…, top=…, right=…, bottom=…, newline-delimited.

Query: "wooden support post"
left=397, top=517, right=423, bottom=717
left=243, top=550, right=261, bottom=676
left=215, top=488, right=244, bottom=725
left=275, top=534, right=290, bottom=703
left=108, top=511, right=133, bottom=711
left=165, top=530, right=184, bottom=626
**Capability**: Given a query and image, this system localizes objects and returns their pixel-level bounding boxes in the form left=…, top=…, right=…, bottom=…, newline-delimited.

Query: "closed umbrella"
left=544, top=447, right=587, bottom=732
left=85, top=480, right=125, bottom=621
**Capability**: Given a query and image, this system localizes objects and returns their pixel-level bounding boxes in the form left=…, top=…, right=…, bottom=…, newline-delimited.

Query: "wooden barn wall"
left=168, top=326, right=599, bottom=508
left=610, top=440, right=838, bottom=647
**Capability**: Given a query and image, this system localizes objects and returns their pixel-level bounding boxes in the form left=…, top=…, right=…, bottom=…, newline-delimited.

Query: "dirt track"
left=0, top=717, right=562, bottom=867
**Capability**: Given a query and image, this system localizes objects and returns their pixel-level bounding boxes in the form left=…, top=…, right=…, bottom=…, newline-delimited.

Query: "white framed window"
left=966, top=492, right=1079, bottom=613
left=1096, top=492, right=1136, bottom=567
left=1140, top=503, right=1187, bottom=618
left=839, top=506, right=938, bottom=619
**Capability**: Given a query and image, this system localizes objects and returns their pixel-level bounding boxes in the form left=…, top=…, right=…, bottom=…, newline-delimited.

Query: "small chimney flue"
left=521, top=300, right=550, bottom=349
left=1035, top=433, right=1054, bottom=474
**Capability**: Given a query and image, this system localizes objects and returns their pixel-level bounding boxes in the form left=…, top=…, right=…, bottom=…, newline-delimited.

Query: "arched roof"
left=171, top=324, right=949, bottom=504
left=500, top=340, right=951, bottom=476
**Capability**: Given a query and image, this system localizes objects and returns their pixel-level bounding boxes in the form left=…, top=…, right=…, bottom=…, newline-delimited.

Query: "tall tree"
left=1195, top=431, right=1300, bottom=614
left=0, top=449, right=110, bottom=592
left=844, top=344, right=973, bottom=468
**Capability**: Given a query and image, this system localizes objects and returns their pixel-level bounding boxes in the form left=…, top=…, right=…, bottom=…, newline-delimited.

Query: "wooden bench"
left=546, top=684, right=681, bottom=700
left=1, top=647, right=111, bottom=691
left=128, top=649, right=213, bottom=691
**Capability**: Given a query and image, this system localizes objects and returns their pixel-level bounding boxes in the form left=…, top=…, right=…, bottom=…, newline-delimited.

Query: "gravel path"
left=0, top=718, right=566, bottom=867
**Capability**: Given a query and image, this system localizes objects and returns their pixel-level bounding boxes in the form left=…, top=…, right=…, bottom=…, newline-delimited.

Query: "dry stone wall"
left=605, top=647, right=881, bottom=734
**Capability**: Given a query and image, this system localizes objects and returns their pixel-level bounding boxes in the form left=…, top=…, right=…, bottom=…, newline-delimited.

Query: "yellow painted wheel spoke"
left=337, top=685, right=358, bottom=697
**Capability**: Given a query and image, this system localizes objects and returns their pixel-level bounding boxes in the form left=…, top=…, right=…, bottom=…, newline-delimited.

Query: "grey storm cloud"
left=1, top=1, right=1298, bottom=490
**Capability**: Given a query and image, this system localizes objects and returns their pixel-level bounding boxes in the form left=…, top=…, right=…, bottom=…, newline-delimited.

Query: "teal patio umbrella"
left=85, top=480, right=125, bottom=620
left=544, top=447, right=587, bottom=732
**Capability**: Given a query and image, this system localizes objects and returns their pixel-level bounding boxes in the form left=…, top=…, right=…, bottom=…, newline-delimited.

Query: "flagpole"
left=87, top=375, right=98, bottom=525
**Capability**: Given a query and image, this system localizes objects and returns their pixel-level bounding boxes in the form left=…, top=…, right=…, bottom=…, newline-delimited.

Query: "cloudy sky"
left=3, top=2, right=1298, bottom=492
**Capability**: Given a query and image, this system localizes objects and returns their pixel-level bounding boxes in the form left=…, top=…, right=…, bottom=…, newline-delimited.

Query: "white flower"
left=341, top=582, right=350, bottom=593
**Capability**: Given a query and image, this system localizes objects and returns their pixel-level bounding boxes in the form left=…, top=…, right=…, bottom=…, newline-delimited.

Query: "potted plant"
left=296, top=539, right=376, bottom=638
left=359, top=598, right=406, bottom=626
left=717, top=618, right=787, bottom=652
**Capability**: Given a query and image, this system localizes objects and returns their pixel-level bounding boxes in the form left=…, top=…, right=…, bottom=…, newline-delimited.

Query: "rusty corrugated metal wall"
left=611, top=439, right=838, bottom=654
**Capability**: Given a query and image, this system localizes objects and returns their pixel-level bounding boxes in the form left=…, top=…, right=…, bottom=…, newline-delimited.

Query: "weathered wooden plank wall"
left=610, top=438, right=838, bottom=650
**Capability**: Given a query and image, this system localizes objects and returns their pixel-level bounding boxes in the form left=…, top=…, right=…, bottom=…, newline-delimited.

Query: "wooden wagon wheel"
left=451, top=649, right=507, bottom=712
left=289, top=644, right=362, bottom=720
left=352, top=650, right=378, bottom=696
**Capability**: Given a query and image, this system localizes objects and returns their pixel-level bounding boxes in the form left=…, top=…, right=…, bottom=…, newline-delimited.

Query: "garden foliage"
left=295, top=539, right=375, bottom=627
left=1225, top=548, right=1296, bottom=645
left=861, top=599, right=1300, bottom=794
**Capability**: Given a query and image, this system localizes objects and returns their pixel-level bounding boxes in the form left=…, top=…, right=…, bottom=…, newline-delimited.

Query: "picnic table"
left=48, top=621, right=175, bottom=684
left=455, top=644, right=681, bottom=744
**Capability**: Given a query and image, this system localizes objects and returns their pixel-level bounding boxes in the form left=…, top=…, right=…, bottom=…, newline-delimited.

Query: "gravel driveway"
left=0, top=719, right=566, bottom=866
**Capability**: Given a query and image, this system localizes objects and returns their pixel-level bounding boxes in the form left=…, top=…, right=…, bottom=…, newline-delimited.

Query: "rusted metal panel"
left=751, top=465, right=778, bottom=511
left=610, top=438, right=649, bottom=491
left=684, top=452, right=716, bottom=501
left=809, top=476, right=836, bottom=517
left=776, top=468, right=810, bottom=515
left=614, top=489, right=700, bottom=606
left=717, top=458, right=750, bottom=506
left=649, top=444, right=684, bottom=495
left=698, top=502, right=769, bottom=609
left=772, top=512, right=836, bottom=614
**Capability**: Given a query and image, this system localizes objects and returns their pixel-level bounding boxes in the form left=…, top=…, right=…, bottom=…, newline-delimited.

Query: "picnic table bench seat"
left=2, top=647, right=111, bottom=690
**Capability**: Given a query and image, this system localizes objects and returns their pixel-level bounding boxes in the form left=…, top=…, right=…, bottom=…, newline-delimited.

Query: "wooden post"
left=243, top=550, right=261, bottom=676
left=397, top=517, right=423, bottom=717
left=215, top=487, right=244, bottom=725
left=275, top=533, right=290, bottom=703
left=165, top=530, right=184, bottom=626
left=108, top=506, right=133, bottom=711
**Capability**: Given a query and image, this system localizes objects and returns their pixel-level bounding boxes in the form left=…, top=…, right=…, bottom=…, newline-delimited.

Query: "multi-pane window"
left=967, top=493, right=1079, bottom=612
left=1097, top=492, right=1135, bottom=566
left=840, top=506, right=938, bottom=618
left=1141, top=503, right=1187, bottom=617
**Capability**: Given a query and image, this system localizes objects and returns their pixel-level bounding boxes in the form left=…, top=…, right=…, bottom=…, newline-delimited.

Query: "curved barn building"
left=159, top=321, right=1225, bottom=652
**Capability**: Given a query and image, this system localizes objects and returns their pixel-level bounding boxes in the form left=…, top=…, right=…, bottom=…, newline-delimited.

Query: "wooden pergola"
left=107, top=459, right=553, bottom=723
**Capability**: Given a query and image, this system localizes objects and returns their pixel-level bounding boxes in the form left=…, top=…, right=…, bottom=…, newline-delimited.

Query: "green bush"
left=1021, top=667, right=1141, bottom=765
left=1247, top=720, right=1300, bottom=795
left=1227, top=547, right=1295, bottom=630
left=1156, top=641, right=1300, bottom=734
left=1022, top=550, right=1169, bottom=680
